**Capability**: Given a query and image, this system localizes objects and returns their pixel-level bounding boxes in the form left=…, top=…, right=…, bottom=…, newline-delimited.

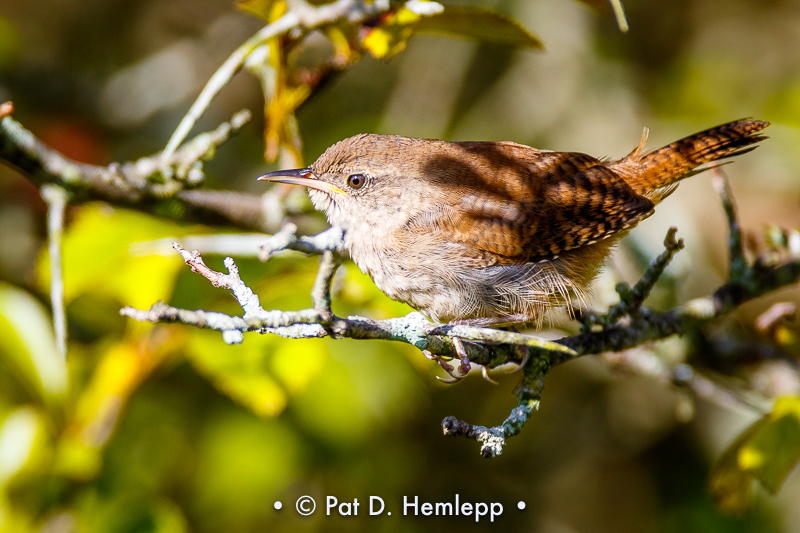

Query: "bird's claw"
left=481, top=365, right=499, bottom=385
left=509, top=345, right=530, bottom=374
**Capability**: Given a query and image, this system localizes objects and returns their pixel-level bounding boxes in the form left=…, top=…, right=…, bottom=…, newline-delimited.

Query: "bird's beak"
left=257, top=167, right=344, bottom=195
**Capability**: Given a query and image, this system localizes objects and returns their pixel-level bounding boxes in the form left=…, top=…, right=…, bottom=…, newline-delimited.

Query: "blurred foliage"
left=239, top=0, right=543, bottom=164
left=710, top=397, right=800, bottom=514
left=0, top=0, right=800, bottom=532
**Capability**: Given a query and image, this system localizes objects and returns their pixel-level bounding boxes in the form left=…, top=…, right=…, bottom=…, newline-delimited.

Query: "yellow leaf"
left=37, top=204, right=187, bottom=309
left=323, top=25, right=360, bottom=63
left=360, top=5, right=543, bottom=60
left=236, top=0, right=287, bottom=22
left=55, top=337, right=176, bottom=480
left=0, top=282, right=67, bottom=404
left=185, top=330, right=295, bottom=418
left=710, top=397, right=800, bottom=512
left=361, top=8, right=420, bottom=60
left=0, top=406, right=49, bottom=489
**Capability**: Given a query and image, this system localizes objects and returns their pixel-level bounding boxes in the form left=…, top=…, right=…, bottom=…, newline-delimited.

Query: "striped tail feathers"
left=619, top=119, right=769, bottom=198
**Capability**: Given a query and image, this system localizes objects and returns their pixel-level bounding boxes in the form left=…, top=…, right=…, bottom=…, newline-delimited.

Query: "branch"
left=0, top=107, right=322, bottom=234
left=122, top=229, right=800, bottom=365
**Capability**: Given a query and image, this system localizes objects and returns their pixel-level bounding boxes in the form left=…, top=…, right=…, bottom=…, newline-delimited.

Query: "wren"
left=259, top=119, right=768, bottom=327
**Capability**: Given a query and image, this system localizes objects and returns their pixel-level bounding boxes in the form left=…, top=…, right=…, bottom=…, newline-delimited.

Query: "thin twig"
left=442, top=398, right=540, bottom=458
left=609, top=0, right=629, bottom=32
left=712, top=167, right=748, bottom=281
left=161, top=0, right=396, bottom=162
left=311, top=250, right=341, bottom=314
left=579, top=227, right=684, bottom=332
left=40, top=184, right=71, bottom=359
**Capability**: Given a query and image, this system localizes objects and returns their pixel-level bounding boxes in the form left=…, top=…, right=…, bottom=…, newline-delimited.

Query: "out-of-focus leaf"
left=291, top=352, right=375, bottom=448
left=709, top=417, right=764, bottom=513
left=237, top=0, right=333, bottom=21
left=361, top=7, right=422, bottom=60
left=270, top=338, right=325, bottom=396
left=709, top=397, right=800, bottom=512
left=0, top=406, right=48, bottom=488
left=0, top=16, right=20, bottom=68
left=415, top=6, right=543, bottom=50
left=323, top=25, right=361, bottom=64
left=37, top=204, right=186, bottom=310
left=185, top=330, right=308, bottom=418
left=55, top=337, right=177, bottom=480
left=150, top=501, right=189, bottom=533
left=0, top=282, right=67, bottom=403
left=362, top=4, right=542, bottom=60
left=244, top=23, right=308, bottom=165
left=738, top=398, right=800, bottom=493
left=236, top=0, right=287, bottom=22
left=264, top=81, right=310, bottom=164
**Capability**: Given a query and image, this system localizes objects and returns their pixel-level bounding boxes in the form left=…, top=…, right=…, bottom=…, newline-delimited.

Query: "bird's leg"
left=452, top=337, right=473, bottom=376
left=422, top=336, right=474, bottom=384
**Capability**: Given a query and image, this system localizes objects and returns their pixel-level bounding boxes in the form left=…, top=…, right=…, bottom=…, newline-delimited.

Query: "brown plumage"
left=259, top=119, right=769, bottom=325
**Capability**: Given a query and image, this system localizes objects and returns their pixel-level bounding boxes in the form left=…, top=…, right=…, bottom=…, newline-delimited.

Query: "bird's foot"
left=423, top=350, right=465, bottom=383
left=455, top=337, right=498, bottom=385
left=423, top=336, right=476, bottom=384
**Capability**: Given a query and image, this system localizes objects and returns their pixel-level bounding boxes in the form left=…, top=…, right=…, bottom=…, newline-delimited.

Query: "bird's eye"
left=347, top=173, right=367, bottom=190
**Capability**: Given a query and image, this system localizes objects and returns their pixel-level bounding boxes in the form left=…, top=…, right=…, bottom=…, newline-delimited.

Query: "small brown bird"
left=259, top=119, right=768, bottom=327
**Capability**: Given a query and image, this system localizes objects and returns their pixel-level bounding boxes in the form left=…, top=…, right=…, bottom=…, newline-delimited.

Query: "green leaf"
left=0, top=282, right=67, bottom=404
left=708, top=416, right=765, bottom=513
left=415, top=6, right=543, bottom=50
left=709, top=397, right=800, bottom=512
left=185, top=330, right=330, bottom=418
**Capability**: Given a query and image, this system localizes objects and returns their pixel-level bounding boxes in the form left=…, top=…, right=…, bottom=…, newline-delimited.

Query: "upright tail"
left=620, top=119, right=769, bottom=200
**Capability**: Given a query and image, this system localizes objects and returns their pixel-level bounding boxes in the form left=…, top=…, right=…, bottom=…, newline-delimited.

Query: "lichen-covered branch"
left=121, top=229, right=800, bottom=367
left=0, top=106, right=319, bottom=234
